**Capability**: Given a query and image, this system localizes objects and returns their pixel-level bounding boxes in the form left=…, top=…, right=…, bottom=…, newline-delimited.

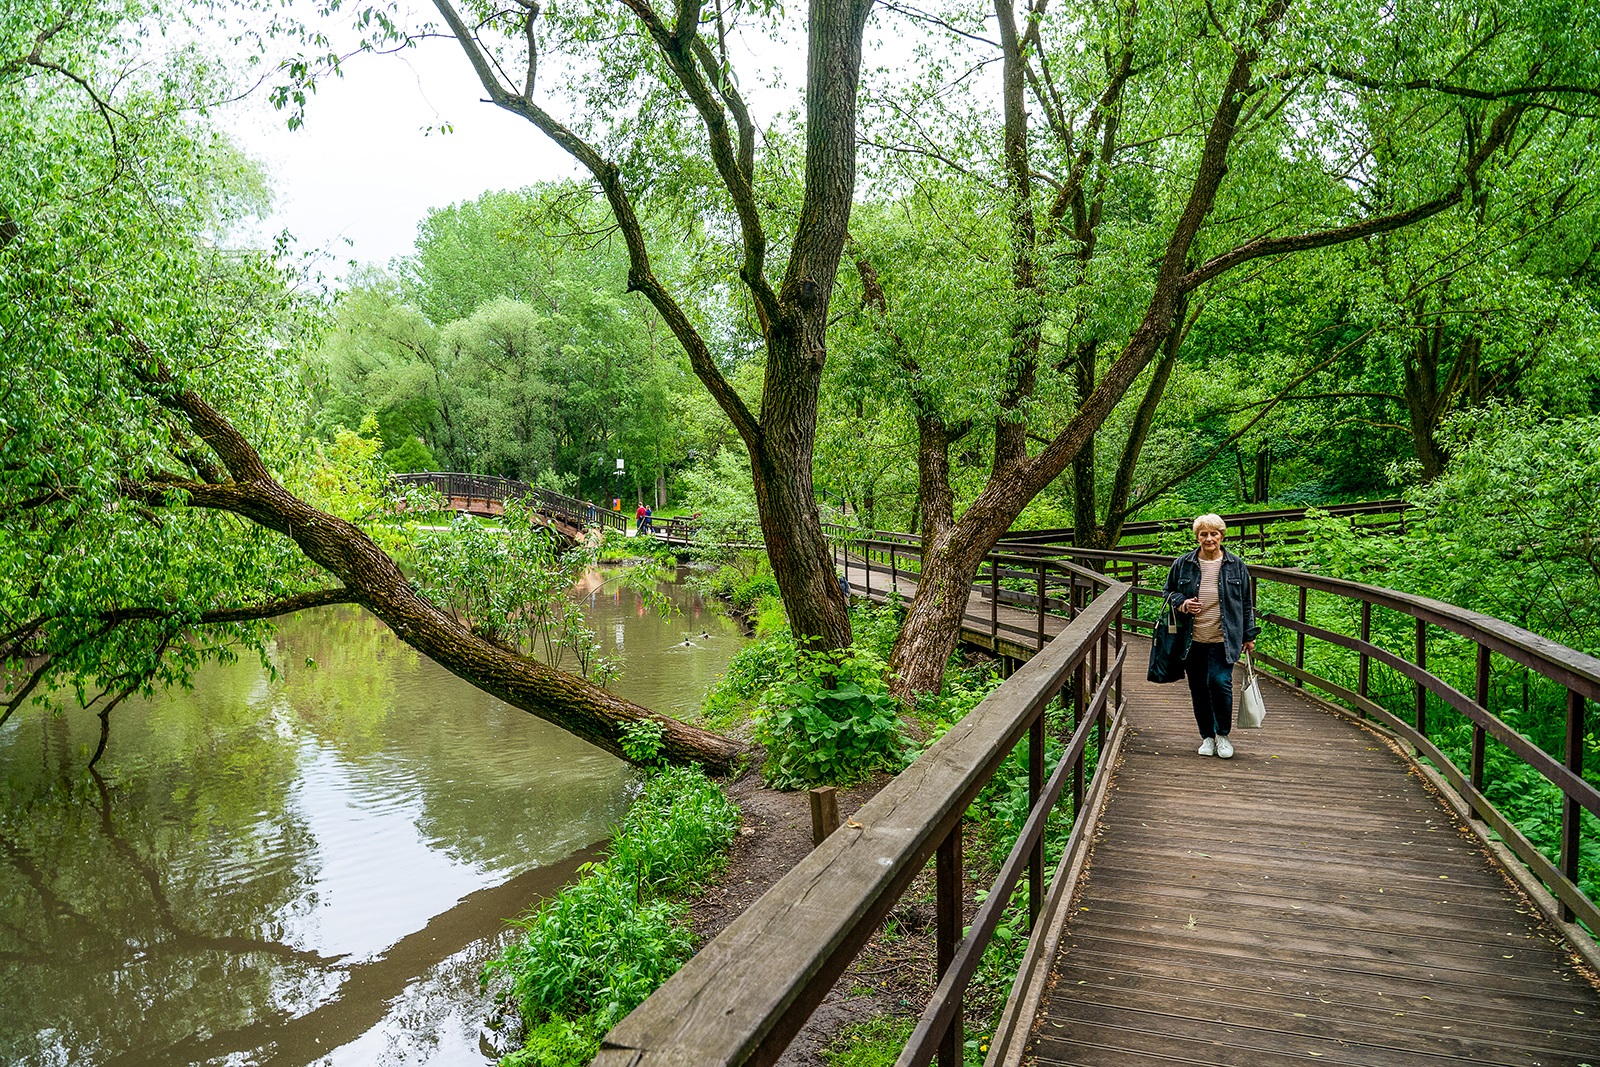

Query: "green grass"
left=823, top=1015, right=917, bottom=1067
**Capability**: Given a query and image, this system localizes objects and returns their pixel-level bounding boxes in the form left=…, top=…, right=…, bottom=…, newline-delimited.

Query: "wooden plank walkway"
left=841, top=556, right=1069, bottom=658
left=1023, top=647, right=1600, bottom=1066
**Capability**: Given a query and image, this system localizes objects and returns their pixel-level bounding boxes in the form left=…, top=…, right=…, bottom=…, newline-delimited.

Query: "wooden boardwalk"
left=842, top=556, right=1069, bottom=657
left=1022, top=649, right=1600, bottom=1066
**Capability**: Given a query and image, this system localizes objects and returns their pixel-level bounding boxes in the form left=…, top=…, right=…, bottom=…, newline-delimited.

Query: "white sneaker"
left=1215, top=735, right=1234, bottom=759
left=1198, top=737, right=1216, bottom=757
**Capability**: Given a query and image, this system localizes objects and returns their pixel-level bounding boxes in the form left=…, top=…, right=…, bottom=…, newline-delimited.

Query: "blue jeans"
left=1185, top=641, right=1233, bottom=738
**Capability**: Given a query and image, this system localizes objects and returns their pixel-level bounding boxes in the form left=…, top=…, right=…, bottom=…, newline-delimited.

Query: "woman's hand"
left=1243, top=640, right=1256, bottom=654
left=1181, top=597, right=1202, bottom=615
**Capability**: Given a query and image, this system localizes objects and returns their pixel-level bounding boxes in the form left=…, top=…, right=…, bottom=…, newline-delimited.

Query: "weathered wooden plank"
left=1013, top=635, right=1600, bottom=1067
left=1045, top=972, right=1600, bottom=1050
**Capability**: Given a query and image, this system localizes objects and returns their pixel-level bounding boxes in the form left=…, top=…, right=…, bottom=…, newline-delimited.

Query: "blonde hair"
left=1192, top=513, right=1226, bottom=536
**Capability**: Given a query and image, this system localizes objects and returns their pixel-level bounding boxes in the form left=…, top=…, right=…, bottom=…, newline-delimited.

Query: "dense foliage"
left=309, top=189, right=717, bottom=506
left=484, top=765, right=740, bottom=1066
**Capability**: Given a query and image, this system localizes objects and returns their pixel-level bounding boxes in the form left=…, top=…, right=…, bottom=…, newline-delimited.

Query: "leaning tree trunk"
left=153, top=384, right=746, bottom=772
left=888, top=485, right=1030, bottom=695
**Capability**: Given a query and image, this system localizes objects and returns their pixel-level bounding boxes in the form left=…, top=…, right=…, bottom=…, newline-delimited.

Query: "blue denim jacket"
left=1162, top=548, right=1261, bottom=665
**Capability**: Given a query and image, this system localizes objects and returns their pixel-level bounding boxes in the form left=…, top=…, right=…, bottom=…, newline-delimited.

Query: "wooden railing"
left=596, top=582, right=1130, bottom=1067
left=390, top=472, right=629, bottom=532
left=825, top=525, right=1108, bottom=660
left=1065, top=546, right=1600, bottom=932
left=994, top=499, right=1411, bottom=555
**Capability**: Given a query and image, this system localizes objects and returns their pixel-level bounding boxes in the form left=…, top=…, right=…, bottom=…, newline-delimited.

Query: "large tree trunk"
left=753, top=328, right=851, bottom=650
left=150, top=383, right=745, bottom=773
left=1402, top=319, right=1475, bottom=482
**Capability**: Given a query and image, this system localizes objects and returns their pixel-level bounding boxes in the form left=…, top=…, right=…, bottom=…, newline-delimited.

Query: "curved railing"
left=390, top=471, right=629, bottom=532
left=585, top=507, right=1595, bottom=1064
left=1060, top=546, right=1600, bottom=932
left=994, top=499, right=1410, bottom=554
left=596, top=579, right=1130, bottom=1067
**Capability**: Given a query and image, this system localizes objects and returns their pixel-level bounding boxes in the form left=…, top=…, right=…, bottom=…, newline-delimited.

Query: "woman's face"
left=1196, top=527, right=1224, bottom=552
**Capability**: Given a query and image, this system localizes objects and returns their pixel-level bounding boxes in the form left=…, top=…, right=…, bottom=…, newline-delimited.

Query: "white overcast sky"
left=227, top=34, right=581, bottom=269
left=223, top=9, right=817, bottom=272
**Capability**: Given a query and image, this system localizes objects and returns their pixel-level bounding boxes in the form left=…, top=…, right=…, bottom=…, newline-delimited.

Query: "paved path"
left=1024, top=647, right=1600, bottom=1065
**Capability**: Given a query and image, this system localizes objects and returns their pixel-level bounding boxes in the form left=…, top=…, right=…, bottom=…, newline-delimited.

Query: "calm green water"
left=0, top=569, right=744, bottom=1066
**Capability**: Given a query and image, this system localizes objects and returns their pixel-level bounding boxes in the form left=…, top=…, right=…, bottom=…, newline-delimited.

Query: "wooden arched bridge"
left=392, top=475, right=1600, bottom=1063
left=391, top=471, right=631, bottom=535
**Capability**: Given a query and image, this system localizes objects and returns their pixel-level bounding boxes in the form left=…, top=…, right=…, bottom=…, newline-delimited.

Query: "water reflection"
left=0, top=568, right=742, bottom=1066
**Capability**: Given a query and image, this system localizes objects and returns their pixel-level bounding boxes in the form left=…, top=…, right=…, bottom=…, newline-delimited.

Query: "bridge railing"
left=994, top=499, right=1411, bottom=556
left=597, top=580, right=1129, bottom=1067
left=1062, top=546, right=1600, bottom=933
left=824, top=525, right=1109, bottom=658
left=389, top=472, right=628, bottom=532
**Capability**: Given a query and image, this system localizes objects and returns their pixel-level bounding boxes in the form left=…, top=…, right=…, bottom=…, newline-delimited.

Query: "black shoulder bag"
left=1147, top=600, right=1190, bottom=683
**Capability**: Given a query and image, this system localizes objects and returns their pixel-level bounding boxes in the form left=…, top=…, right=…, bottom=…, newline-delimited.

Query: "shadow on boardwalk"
left=1024, top=645, right=1600, bottom=1066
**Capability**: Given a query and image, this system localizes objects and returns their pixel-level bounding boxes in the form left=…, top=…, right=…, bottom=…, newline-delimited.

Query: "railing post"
left=1358, top=600, right=1372, bottom=706
left=1036, top=562, right=1046, bottom=652
left=1295, top=586, right=1308, bottom=688
left=990, top=558, right=999, bottom=642
left=1562, top=689, right=1584, bottom=922
left=1472, top=645, right=1489, bottom=806
left=864, top=540, right=872, bottom=601
left=1414, top=618, right=1427, bottom=737
left=1028, top=711, right=1044, bottom=930
left=936, top=823, right=964, bottom=1067
left=1071, top=679, right=1084, bottom=829
left=890, top=544, right=898, bottom=597
left=1131, top=561, right=1141, bottom=626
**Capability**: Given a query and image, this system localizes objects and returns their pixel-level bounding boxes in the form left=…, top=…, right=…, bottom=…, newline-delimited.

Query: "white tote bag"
left=1238, top=651, right=1266, bottom=729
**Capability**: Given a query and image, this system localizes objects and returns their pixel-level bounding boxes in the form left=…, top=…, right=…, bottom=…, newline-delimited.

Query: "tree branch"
left=1181, top=101, right=1528, bottom=292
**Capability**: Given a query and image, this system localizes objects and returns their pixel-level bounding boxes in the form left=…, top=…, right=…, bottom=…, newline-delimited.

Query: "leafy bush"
left=699, top=628, right=799, bottom=722
left=731, top=570, right=781, bottom=609
left=607, top=765, right=742, bottom=898
left=619, top=719, right=666, bottom=765
left=490, top=866, right=691, bottom=1032
left=485, top=767, right=740, bottom=1063
left=502, top=1014, right=604, bottom=1067
left=752, top=593, right=788, bottom=637
left=756, top=648, right=908, bottom=789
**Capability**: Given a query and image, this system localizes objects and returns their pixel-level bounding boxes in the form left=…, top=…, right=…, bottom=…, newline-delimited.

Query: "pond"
left=0, top=567, right=745, bottom=1066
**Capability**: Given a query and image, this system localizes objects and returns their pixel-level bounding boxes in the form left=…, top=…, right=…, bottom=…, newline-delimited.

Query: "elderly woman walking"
left=1163, top=514, right=1260, bottom=758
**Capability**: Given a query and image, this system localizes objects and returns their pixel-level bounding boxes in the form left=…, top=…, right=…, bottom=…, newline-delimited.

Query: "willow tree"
left=0, top=4, right=740, bottom=771
left=843, top=0, right=1600, bottom=694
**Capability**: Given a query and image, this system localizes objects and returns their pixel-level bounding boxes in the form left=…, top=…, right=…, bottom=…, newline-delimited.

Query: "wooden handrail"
left=595, top=584, right=1130, bottom=1067
left=1058, top=545, right=1600, bottom=931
